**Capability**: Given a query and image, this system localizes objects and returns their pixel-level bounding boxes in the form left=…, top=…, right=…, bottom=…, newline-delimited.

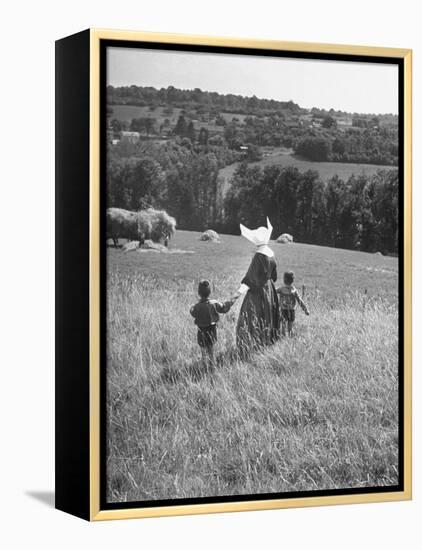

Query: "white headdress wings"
left=240, top=217, right=273, bottom=246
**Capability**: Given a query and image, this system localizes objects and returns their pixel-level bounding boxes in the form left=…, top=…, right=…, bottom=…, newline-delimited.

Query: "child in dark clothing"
left=190, top=280, right=237, bottom=364
left=276, top=271, right=309, bottom=337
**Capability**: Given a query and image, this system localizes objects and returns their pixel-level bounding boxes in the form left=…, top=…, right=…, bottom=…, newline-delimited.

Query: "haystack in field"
left=276, top=233, right=294, bottom=244
left=200, top=229, right=220, bottom=242
left=121, top=240, right=140, bottom=252
left=107, top=207, right=176, bottom=247
left=139, top=208, right=176, bottom=243
left=139, top=239, right=168, bottom=253
left=106, top=208, right=148, bottom=247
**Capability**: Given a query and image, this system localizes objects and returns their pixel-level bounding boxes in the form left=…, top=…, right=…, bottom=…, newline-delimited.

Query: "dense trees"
left=198, top=127, right=209, bottom=145
left=322, top=115, right=336, bottom=128
left=107, top=137, right=398, bottom=253
left=224, top=163, right=399, bottom=253
left=130, top=117, right=156, bottom=135
left=294, top=130, right=397, bottom=165
left=295, top=137, right=331, bottom=161
left=107, top=140, right=239, bottom=230
left=107, top=156, right=164, bottom=211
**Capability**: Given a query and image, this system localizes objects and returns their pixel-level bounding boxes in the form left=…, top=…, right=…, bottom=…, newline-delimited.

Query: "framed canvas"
left=55, top=29, right=412, bottom=521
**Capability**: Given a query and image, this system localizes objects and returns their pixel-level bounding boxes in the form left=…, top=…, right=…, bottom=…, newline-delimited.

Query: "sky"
left=107, top=47, right=399, bottom=115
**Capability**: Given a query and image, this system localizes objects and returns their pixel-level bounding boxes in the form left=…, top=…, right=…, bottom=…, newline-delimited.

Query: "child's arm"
left=190, top=304, right=197, bottom=318
left=230, top=292, right=241, bottom=302
left=215, top=298, right=236, bottom=314
left=294, top=291, right=310, bottom=315
left=229, top=287, right=245, bottom=302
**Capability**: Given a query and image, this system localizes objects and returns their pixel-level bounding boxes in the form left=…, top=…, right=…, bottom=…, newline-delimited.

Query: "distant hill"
left=107, top=85, right=305, bottom=117
left=107, top=84, right=398, bottom=121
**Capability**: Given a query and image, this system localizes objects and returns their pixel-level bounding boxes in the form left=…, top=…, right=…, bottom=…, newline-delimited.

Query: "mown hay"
left=121, top=240, right=140, bottom=252
left=107, top=207, right=176, bottom=245
left=139, top=239, right=168, bottom=253
left=277, top=233, right=294, bottom=244
left=139, top=208, right=177, bottom=242
left=200, top=229, right=220, bottom=242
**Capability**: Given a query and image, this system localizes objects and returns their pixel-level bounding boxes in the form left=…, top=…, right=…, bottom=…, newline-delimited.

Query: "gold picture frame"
left=55, top=28, right=412, bottom=521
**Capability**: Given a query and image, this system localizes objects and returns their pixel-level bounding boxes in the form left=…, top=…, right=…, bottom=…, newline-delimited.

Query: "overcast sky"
left=107, top=47, right=398, bottom=115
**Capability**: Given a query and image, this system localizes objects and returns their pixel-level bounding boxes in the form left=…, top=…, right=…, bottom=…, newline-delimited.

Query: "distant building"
left=120, top=131, right=141, bottom=143
left=337, top=118, right=353, bottom=127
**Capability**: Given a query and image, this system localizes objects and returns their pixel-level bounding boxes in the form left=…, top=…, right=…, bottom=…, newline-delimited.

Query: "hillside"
left=107, top=231, right=398, bottom=303
left=106, top=230, right=399, bottom=502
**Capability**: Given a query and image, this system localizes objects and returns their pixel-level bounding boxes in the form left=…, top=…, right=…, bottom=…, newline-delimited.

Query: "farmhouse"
left=120, top=131, right=141, bottom=143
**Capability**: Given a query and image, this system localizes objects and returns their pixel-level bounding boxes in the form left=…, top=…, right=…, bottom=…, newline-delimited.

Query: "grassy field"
left=109, top=104, right=184, bottom=126
left=219, top=152, right=397, bottom=191
left=109, top=104, right=248, bottom=126
left=106, top=231, right=399, bottom=503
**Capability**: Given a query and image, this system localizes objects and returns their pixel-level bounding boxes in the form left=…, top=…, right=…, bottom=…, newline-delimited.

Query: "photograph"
left=103, top=43, right=402, bottom=506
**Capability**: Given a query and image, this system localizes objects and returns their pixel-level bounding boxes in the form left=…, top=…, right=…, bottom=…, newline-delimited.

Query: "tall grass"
left=106, top=272, right=398, bottom=503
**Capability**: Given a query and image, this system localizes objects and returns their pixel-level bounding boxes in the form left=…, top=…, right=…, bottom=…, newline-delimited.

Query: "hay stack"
left=276, top=233, right=294, bottom=244
left=200, top=229, right=220, bottom=242
left=139, top=208, right=176, bottom=242
left=121, top=240, right=140, bottom=252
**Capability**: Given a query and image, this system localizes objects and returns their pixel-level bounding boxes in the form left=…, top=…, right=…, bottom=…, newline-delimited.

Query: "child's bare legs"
left=281, top=314, right=294, bottom=337
left=201, top=344, right=215, bottom=369
left=287, top=320, right=294, bottom=337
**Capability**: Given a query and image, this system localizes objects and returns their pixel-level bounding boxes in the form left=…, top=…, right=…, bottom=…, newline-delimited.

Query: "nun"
left=234, top=218, right=280, bottom=354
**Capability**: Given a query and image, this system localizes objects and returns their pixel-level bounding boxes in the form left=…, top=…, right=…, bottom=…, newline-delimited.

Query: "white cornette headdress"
left=240, top=217, right=273, bottom=246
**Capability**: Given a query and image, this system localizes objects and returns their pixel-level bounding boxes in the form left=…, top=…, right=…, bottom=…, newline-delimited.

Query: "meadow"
left=106, top=231, right=399, bottom=503
left=218, top=151, right=397, bottom=188
left=109, top=104, right=244, bottom=130
left=109, top=104, right=183, bottom=126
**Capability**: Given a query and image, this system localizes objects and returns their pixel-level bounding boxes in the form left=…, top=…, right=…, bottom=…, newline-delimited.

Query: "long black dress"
left=236, top=252, right=280, bottom=354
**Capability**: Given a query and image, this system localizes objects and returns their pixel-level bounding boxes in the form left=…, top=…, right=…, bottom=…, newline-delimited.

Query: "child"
left=190, top=280, right=237, bottom=365
left=276, top=271, right=309, bottom=337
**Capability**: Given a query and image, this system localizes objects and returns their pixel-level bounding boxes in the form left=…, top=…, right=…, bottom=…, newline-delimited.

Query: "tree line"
left=107, top=140, right=237, bottom=230
left=107, top=139, right=399, bottom=254
left=225, top=164, right=399, bottom=253
left=107, top=85, right=303, bottom=116
left=294, top=134, right=397, bottom=166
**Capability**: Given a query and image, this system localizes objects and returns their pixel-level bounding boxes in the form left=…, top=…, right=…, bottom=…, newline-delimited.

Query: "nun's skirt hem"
left=236, top=280, right=280, bottom=355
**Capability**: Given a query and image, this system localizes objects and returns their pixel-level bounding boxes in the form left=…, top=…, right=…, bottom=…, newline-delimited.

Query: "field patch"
left=107, top=231, right=398, bottom=302
left=109, top=104, right=183, bottom=125
left=106, top=230, right=399, bottom=502
left=219, top=153, right=397, bottom=190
